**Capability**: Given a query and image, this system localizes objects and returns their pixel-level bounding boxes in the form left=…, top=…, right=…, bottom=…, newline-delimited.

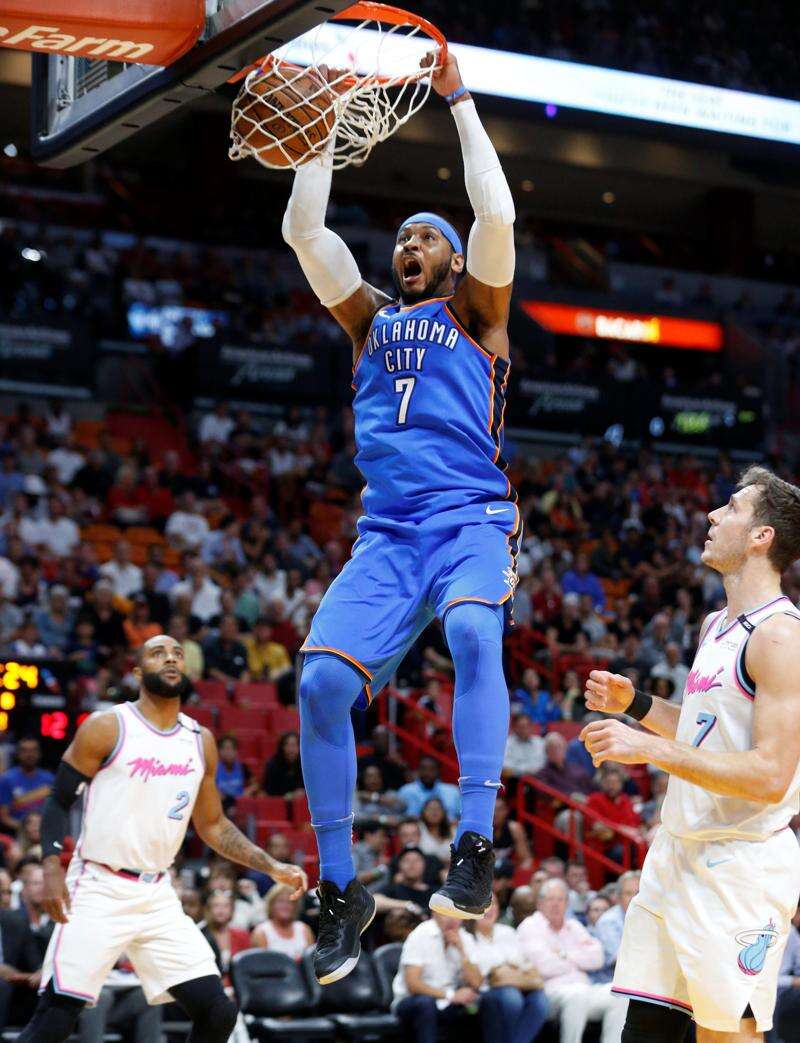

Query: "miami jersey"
left=77, top=702, right=205, bottom=873
left=352, top=296, right=512, bottom=521
left=661, top=595, right=800, bottom=841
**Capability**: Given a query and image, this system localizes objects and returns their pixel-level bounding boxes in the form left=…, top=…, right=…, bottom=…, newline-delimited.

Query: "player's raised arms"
left=282, top=52, right=515, bottom=361
left=422, top=51, right=515, bottom=359
left=280, top=97, right=390, bottom=354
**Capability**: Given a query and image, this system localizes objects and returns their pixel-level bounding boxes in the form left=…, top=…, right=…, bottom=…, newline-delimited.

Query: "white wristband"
left=444, top=989, right=455, bottom=1004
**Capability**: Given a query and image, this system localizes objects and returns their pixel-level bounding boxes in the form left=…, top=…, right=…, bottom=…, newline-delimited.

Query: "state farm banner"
left=0, top=0, right=204, bottom=64
left=193, top=340, right=348, bottom=403
left=0, top=322, right=92, bottom=397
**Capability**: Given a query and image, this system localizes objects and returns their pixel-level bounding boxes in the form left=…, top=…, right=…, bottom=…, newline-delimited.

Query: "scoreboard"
left=0, top=659, right=88, bottom=765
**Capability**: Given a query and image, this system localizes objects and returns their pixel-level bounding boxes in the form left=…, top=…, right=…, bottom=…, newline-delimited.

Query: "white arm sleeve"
left=451, top=99, right=515, bottom=288
left=281, top=149, right=363, bottom=309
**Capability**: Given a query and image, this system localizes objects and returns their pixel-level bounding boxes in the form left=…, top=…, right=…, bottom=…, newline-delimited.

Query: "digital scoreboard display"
left=0, top=660, right=88, bottom=763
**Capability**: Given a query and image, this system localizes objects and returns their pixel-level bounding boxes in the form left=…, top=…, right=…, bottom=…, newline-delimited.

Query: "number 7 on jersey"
left=692, top=712, right=717, bottom=747
left=394, top=376, right=416, bottom=424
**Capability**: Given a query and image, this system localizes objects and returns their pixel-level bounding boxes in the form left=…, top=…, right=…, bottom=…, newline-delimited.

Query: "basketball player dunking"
left=18, top=635, right=306, bottom=1042
left=581, top=467, right=800, bottom=1043
left=282, top=51, right=517, bottom=982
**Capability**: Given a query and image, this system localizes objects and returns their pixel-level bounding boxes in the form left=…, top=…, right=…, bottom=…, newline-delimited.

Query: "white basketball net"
left=228, top=10, right=443, bottom=170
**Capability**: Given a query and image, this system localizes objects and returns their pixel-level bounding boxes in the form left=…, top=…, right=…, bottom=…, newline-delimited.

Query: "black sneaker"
left=429, top=832, right=494, bottom=920
left=314, top=879, right=376, bottom=985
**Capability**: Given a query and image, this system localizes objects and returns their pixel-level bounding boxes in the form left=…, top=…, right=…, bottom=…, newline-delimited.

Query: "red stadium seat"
left=218, top=706, right=269, bottom=732
left=193, top=680, right=229, bottom=706
left=235, top=734, right=263, bottom=760
left=235, top=682, right=279, bottom=708
left=235, top=796, right=289, bottom=821
left=284, top=829, right=317, bottom=858
left=254, top=820, right=294, bottom=846
left=242, top=757, right=263, bottom=779
left=229, top=731, right=276, bottom=764
left=182, top=705, right=215, bottom=730
left=258, top=734, right=278, bottom=761
left=289, top=793, right=311, bottom=824
left=268, top=707, right=300, bottom=734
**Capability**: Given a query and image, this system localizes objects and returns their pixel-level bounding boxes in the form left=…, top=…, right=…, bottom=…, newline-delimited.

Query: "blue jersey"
left=352, top=296, right=512, bottom=521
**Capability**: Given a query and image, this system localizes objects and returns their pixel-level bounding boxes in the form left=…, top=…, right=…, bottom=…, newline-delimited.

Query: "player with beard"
left=282, top=50, right=517, bottom=984
left=18, top=635, right=306, bottom=1043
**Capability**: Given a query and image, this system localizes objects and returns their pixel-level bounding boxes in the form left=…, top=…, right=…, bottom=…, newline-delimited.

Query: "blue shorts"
left=301, top=501, right=521, bottom=708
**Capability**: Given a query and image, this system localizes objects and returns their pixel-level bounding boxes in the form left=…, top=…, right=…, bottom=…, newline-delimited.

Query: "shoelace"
left=447, top=841, right=492, bottom=888
left=316, top=888, right=348, bottom=948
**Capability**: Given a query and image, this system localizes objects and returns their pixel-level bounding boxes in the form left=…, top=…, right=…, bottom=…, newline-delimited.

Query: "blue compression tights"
left=299, top=653, right=363, bottom=889
left=299, top=603, right=508, bottom=888
left=445, top=602, right=508, bottom=843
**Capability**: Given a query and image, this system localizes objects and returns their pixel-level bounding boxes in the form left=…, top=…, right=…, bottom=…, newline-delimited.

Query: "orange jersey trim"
left=444, top=592, right=513, bottom=612
left=396, top=294, right=455, bottom=313
left=493, top=362, right=511, bottom=462
left=488, top=354, right=497, bottom=434
left=300, top=645, right=375, bottom=704
left=300, top=644, right=373, bottom=681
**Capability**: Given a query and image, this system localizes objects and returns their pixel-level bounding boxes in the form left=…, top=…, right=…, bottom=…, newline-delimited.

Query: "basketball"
left=231, top=66, right=338, bottom=168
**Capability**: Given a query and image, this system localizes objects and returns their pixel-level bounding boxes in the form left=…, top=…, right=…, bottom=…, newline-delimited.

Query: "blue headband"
left=398, top=212, right=463, bottom=256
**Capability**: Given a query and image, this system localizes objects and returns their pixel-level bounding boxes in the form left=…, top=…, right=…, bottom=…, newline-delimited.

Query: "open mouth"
left=401, top=255, right=424, bottom=284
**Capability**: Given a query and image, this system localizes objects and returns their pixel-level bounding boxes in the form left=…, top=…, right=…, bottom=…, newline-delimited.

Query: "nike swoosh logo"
left=706, top=857, right=734, bottom=868
left=486, top=506, right=512, bottom=515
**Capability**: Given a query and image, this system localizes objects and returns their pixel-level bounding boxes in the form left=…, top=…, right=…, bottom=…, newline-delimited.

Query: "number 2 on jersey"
left=394, top=376, right=416, bottom=424
left=692, top=712, right=717, bottom=747
left=168, top=790, right=190, bottom=820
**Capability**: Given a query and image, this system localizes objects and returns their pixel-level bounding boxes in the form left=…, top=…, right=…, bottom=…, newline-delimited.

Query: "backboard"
left=30, top=0, right=353, bottom=167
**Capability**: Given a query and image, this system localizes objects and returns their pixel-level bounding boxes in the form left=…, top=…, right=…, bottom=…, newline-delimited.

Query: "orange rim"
left=228, top=0, right=447, bottom=85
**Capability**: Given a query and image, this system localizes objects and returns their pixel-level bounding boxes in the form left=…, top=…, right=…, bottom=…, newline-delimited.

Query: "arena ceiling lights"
left=279, top=31, right=800, bottom=147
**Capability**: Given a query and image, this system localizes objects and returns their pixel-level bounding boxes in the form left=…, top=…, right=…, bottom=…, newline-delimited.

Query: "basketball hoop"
left=228, top=2, right=447, bottom=171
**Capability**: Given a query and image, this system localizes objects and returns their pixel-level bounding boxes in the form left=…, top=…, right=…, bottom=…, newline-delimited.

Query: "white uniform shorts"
left=40, top=858, right=219, bottom=1005
left=613, top=826, right=800, bottom=1032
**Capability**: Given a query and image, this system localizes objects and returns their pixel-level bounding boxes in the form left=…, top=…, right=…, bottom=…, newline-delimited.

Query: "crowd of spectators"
left=0, top=393, right=799, bottom=1039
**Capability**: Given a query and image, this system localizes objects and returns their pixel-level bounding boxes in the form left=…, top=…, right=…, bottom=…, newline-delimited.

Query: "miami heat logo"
left=735, top=921, right=779, bottom=975
left=127, top=757, right=196, bottom=783
left=685, top=666, right=724, bottom=697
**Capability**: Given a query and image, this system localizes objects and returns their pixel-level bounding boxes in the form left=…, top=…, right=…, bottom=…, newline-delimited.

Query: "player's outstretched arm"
left=40, top=710, right=119, bottom=923
left=192, top=729, right=307, bottom=897
left=425, top=52, right=515, bottom=358
left=281, top=131, right=390, bottom=353
left=582, top=614, right=800, bottom=803
left=584, top=670, right=681, bottom=739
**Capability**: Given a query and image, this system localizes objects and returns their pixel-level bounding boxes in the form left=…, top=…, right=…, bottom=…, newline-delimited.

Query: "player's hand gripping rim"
left=584, top=670, right=635, bottom=715
left=420, top=50, right=461, bottom=96
left=42, top=856, right=71, bottom=924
